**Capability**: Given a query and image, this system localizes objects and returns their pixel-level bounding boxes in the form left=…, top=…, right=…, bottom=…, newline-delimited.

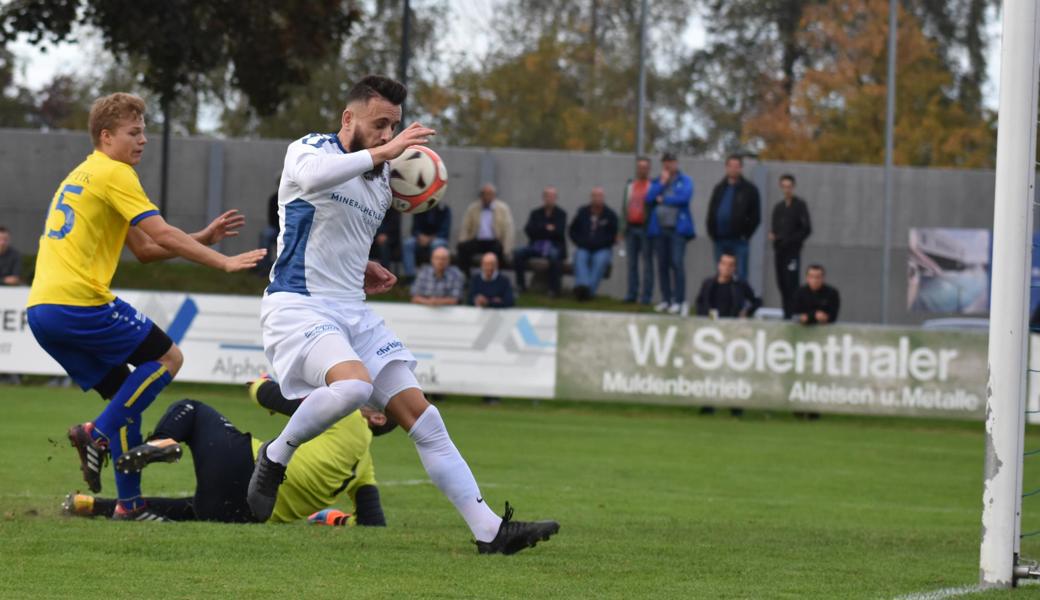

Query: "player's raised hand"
left=364, top=260, right=397, bottom=294
left=201, top=209, right=247, bottom=245
left=223, top=248, right=267, bottom=273
left=373, top=122, right=436, bottom=164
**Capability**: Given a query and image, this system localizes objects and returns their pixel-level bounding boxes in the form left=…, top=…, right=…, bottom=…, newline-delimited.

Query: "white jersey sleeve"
left=283, top=137, right=375, bottom=194
left=267, top=133, right=393, bottom=302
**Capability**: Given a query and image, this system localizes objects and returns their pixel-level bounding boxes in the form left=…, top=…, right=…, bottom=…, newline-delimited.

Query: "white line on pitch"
left=893, top=584, right=987, bottom=600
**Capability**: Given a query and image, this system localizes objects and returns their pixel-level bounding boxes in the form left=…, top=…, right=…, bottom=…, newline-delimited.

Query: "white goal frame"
left=979, top=0, right=1040, bottom=588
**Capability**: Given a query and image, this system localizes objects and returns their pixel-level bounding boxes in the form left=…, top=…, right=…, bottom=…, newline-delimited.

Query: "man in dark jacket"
left=793, top=264, right=840, bottom=325
left=402, top=203, right=451, bottom=281
left=769, top=174, right=812, bottom=318
left=469, top=252, right=515, bottom=308
left=707, top=155, right=761, bottom=282
left=569, top=187, right=618, bottom=301
left=695, top=252, right=761, bottom=318
left=514, top=186, right=568, bottom=297
left=369, top=206, right=401, bottom=271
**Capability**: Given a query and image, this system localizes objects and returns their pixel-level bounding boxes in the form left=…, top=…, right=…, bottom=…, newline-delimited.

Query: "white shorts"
left=261, top=293, right=417, bottom=400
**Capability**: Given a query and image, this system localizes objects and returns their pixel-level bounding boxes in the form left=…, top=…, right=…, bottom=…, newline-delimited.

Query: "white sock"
left=266, top=379, right=373, bottom=465
left=408, top=405, right=502, bottom=542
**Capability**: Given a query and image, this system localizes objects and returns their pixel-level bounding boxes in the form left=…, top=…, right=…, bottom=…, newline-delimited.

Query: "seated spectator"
left=0, top=226, right=22, bottom=285
left=369, top=207, right=401, bottom=271
left=793, top=264, right=840, bottom=325
left=457, top=184, right=515, bottom=273
left=514, top=186, right=567, bottom=297
left=694, top=252, right=761, bottom=318
left=569, top=187, right=618, bottom=301
left=468, top=252, right=515, bottom=308
left=402, top=203, right=451, bottom=282
left=410, top=247, right=465, bottom=306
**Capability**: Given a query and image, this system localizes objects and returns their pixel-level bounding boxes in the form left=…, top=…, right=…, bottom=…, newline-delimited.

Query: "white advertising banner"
left=0, top=287, right=557, bottom=398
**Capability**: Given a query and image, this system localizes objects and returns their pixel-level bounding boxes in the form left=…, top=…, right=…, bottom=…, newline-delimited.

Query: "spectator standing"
left=793, top=264, right=840, bottom=325
left=369, top=205, right=401, bottom=271
left=457, top=183, right=515, bottom=272
left=707, top=155, right=761, bottom=282
left=569, top=187, right=618, bottom=301
left=402, top=203, right=451, bottom=282
left=646, top=152, right=696, bottom=315
left=620, top=157, right=655, bottom=305
left=694, top=252, right=761, bottom=318
left=514, top=186, right=568, bottom=297
left=411, top=247, right=465, bottom=306
left=0, top=226, right=22, bottom=285
left=769, top=174, right=812, bottom=319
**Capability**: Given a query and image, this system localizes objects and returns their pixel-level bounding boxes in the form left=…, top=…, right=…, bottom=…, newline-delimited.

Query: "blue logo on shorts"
left=304, top=323, right=340, bottom=339
left=376, top=340, right=403, bottom=356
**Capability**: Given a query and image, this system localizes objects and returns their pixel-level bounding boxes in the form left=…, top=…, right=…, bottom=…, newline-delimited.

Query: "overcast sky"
left=6, top=1, right=1002, bottom=117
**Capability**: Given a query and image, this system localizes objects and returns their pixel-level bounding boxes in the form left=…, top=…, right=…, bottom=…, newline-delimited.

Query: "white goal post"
left=979, top=0, right=1040, bottom=588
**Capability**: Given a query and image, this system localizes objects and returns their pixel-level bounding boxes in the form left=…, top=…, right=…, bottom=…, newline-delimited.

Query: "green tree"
left=0, top=48, right=37, bottom=127
left=1, top=0, right=362, bottom=209
left=219, top=0, right=448, bottom=138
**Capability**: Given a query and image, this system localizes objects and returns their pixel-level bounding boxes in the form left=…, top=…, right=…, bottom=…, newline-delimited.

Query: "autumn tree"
left=743, top=0, right=995, bottom=167
left=688, top=0, right=996, bottom=161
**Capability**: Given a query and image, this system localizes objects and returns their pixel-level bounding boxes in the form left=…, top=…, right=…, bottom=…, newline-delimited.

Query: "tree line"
left=0, top=0, right=999, bottom=168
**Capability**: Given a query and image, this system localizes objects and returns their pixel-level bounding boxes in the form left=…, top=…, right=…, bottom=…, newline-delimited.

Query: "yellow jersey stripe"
left=124, top=365, right=169, bottom=408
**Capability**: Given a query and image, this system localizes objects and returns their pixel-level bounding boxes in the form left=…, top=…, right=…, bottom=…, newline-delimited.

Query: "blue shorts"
left=27, top=298, right=154, bottom=391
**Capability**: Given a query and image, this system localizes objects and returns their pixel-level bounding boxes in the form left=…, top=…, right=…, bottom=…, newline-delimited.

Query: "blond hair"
left=88, top=93, right=146, bottom=147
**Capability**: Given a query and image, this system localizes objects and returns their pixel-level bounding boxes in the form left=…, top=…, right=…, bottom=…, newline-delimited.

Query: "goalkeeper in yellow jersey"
left=63, top=379, right=391, bottom=525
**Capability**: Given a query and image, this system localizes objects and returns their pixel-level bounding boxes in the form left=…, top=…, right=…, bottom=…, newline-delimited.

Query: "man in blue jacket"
left=646, top=152, right=696, bottom=316
left=568, top=187, right=618, bottom=301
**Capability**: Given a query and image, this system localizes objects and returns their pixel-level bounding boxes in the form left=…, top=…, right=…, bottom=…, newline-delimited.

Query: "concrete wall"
left=0, top=128, right=1000, bottom=325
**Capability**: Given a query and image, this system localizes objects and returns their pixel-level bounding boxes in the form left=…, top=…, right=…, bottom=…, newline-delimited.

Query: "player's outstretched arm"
left=134, top=214, right=265, bottom=272
left=290, top=123, right=436, bottom=194
left=126, top=210, right=246, bottom=263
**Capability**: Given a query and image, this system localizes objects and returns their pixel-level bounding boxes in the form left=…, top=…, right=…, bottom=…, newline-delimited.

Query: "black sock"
left=257, top=380, right=304, bottom=417
left=354, top=485, right=386, bottom=527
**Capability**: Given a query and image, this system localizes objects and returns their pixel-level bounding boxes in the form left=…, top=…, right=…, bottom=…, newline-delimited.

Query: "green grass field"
left=4, top=383, right=1040, bottom=599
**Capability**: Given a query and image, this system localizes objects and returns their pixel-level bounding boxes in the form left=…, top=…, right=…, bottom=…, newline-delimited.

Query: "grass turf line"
left=4, top=383, right=1040, bottom=599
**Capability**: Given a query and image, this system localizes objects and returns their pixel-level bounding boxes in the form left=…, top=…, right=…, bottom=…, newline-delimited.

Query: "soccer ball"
left=389, top=145, right=448, bottom=214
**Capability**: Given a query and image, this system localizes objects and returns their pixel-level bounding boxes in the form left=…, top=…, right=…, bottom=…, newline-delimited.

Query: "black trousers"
left=774, top=247, right=801, bottom=319
left=150, top=399, right=258, bottom=523
left=457, top=239, right=503, bottom=272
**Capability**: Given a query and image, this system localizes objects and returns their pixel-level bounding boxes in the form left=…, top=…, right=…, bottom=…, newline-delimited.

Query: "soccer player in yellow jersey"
left=27, top=92, right=266, bottom=521
left=64, top=380, right=389, bottom=526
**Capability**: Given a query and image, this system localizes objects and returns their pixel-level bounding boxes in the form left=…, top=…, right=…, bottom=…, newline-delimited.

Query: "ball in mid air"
left=389, top=145, right=448, bottom=214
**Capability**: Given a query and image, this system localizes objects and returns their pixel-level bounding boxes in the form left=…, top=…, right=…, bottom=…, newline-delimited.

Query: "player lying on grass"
left=247, top=74, right=558, bottom=554
left=64, top=379, right=390, bottom=524
left=27, top=92, right=266, bottom=521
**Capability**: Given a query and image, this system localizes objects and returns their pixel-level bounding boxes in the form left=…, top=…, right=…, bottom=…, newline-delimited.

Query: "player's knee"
left=327, top=379, right=375, bottom=420
left=159, top=344, right=184, bottom=376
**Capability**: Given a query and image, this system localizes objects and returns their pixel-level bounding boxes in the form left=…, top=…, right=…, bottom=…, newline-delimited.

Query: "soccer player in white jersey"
left=247, top=75, right=559, bottom=554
